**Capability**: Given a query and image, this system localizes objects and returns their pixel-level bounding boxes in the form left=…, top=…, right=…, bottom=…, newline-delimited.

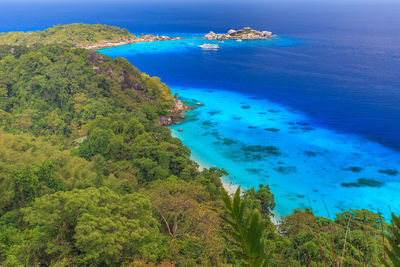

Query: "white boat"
left=198, top=43, right=219, bottom=49
left=236, top=39, right=242, bottom=42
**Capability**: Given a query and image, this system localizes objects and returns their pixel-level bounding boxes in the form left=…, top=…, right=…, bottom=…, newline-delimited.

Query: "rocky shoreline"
left=157, top=99, right=191, bottom=126
left=83, top=35, right=181, bottom=50
left=205, top=27, right=274, bottom=40
left=85, top=27, right=275, bottom=50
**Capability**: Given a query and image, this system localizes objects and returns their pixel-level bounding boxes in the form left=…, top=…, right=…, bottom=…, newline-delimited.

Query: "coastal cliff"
left=205, top=27, right=274, bottom=40
left=157, top=99, right=190, bottom=126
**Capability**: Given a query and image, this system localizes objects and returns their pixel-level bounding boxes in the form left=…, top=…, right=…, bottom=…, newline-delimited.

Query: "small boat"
left=236, top=39, right=242, bottom=42
left=198, top=43, right=219, bottom=49
left=218, top=41, right=224, bottom=43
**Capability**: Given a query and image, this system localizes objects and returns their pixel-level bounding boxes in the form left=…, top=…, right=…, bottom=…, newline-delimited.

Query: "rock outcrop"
left=205, top=27, right=274, bottom=40
left=157, top=99, right=189, bottom=126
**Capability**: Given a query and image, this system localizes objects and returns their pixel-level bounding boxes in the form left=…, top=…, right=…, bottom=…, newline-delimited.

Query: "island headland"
left=0, top=23, right=180, bottom=50
left=83, top=35, right=181, bottom=50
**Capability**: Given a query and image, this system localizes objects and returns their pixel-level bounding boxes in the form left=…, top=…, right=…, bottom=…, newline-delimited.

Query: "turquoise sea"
left=98, top=35, right=400, bottom=220
left=168, top=86, right=400, bottom=219
left=6, top=0, right=398, bottom=220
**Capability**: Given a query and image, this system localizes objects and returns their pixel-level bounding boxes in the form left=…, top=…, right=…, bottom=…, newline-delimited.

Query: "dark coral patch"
left=379, top=169, right=398, bottom=176
left=275, top=166, right=297, bottom=174
left=296, top=122, right=309, bottom=126
left=202, top=120, right=215, bottom=127
left=211, top=131, right=222, bottom=140
left=343, top=166, right=363, bottom=173
left=185, top=117, right=200, bottom=123
left=243, top=145, right=281, bottom=156
left=301, top=126, right=315, bottom=132
left=304, top=151, right=317, bottom=157
left=341, top=178, right=383, bottom=188
left=245, top=168, right=263, bottom=174
left=264, top=128, right=280, bottom=132
left=222, top=138, right=237, bottom=145
left=208, top=110, right=221, bottom=116
left=237, top=145, right=282, bottom=161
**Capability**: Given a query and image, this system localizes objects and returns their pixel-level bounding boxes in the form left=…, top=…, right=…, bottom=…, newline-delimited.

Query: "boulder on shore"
left=156, top=99, right=189, bottom=126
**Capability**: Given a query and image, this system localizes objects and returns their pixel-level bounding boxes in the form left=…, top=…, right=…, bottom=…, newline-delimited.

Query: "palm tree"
left=220, top=186, right=270, bottom=267
left=383, top=213, right=400, bottom=266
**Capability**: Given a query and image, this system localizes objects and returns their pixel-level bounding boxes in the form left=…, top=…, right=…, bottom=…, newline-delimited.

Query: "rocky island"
left=204, top=27, right=274, bottom=40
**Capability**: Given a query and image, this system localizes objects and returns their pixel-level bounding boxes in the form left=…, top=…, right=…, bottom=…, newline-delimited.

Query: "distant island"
left=0, top=23, right=180, bottom=50
left=0, top=24, right=276, bottom=51
left=204, top=27, right=275, bottom=40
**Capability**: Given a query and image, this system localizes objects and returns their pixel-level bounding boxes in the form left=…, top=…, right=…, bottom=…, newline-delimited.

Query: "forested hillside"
left=0, top=44, right=228, bottom=265
left=0, top=24, right=398, bottom=266
left=0, top=24, right=135, bottom=48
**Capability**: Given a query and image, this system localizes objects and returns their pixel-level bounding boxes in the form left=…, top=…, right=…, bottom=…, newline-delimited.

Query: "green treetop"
left=0, top=23, right=136, bottom=48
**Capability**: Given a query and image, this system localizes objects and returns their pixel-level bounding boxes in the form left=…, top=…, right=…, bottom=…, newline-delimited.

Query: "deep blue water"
left=2, top=1, right=400, bottom=218
left=1, top=1, right=399, bottom=148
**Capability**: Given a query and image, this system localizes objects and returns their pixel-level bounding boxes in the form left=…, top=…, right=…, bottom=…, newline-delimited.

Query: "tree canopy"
left=0, top=23, right=135, bottom=48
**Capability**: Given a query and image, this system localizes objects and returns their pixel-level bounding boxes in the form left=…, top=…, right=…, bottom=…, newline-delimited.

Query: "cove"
left=98, top=29, right=400, bottom=220
left=169, top=86, right=400, bottom=220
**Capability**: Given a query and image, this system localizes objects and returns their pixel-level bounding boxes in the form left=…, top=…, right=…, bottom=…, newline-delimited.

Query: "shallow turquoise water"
left=170, top=87, right=400, bottom=220
left=99, top=36, right=400, bottom=220
left=98, top=35, right=300, bottom=56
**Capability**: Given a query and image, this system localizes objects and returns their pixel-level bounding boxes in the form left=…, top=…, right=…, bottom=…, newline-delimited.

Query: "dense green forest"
left=0, top=24, right=399, bottom=266
left=0, top=24, right=135, bottom=48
